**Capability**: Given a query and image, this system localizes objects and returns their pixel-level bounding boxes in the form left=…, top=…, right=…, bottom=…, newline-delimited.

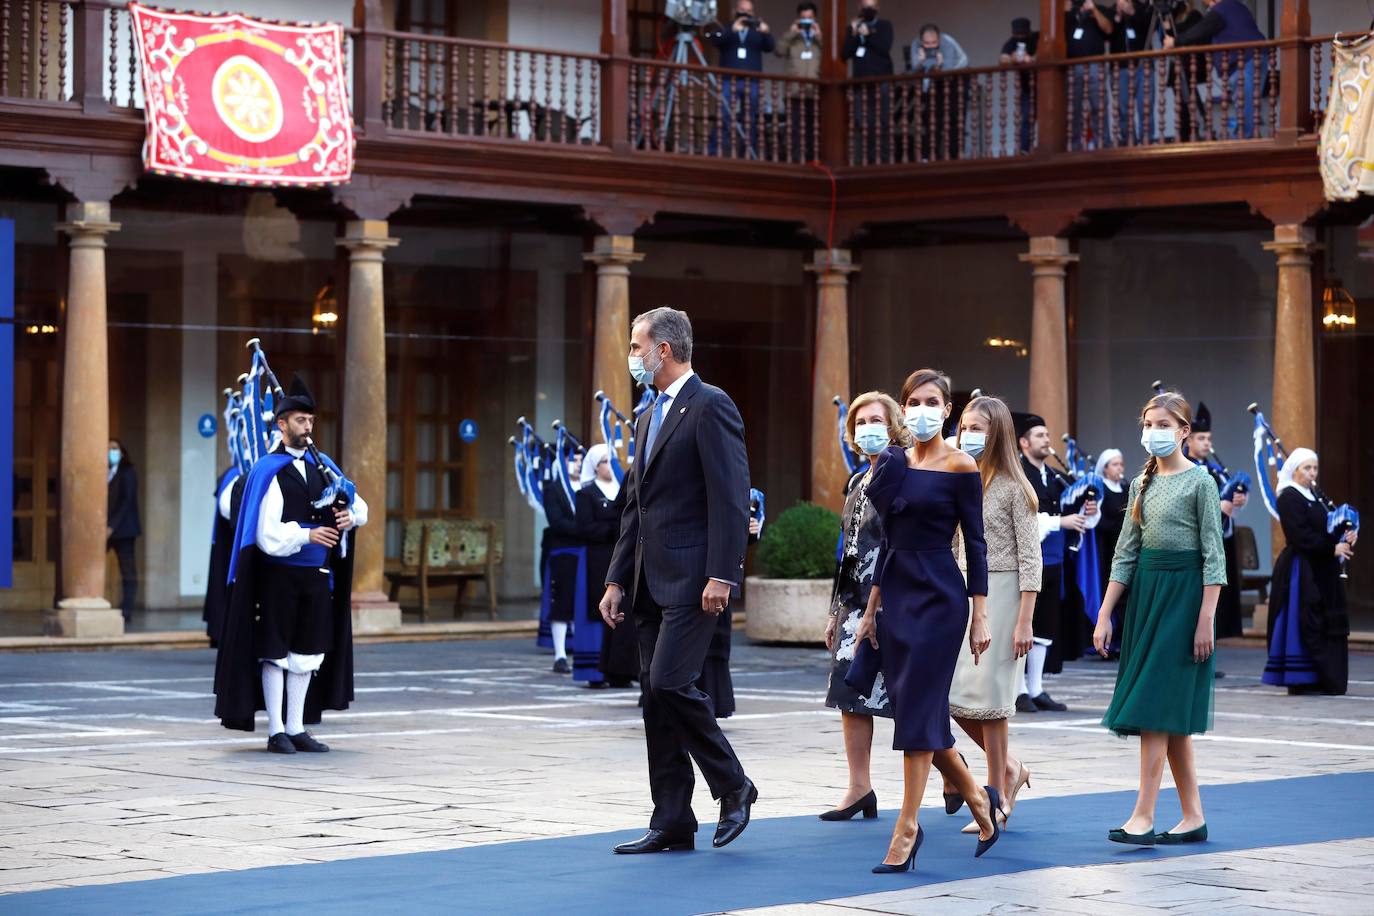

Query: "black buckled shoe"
left=552, top=658, right=570, bottom=674
left=613, top=829, right=695, bottom=854
left=1031, top=692, right=1067, bottom=712
left=266, top=732, right=296, bottom=754
left=1015, top=693, right=1039, bottom=714
left=287, top=731, right=330, bottom=753
left=713, top=777, right=758, bottom=848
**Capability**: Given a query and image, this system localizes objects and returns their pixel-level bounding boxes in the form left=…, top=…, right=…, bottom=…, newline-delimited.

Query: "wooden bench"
left=384, top=518, right=504, bottom=621
left=1235, top=524, right=1270, bottom=605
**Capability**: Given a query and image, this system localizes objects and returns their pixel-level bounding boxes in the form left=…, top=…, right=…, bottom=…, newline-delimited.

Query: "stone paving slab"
left=0, top=640, right=1370, bottom=914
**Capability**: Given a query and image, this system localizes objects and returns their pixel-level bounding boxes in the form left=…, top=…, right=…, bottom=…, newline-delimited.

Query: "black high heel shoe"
left=819, top=790, right=878, bottom=821
left=872, top=825, right=923, bottom=873
left=975, top=786, right=1002, bottom=858
left=943, top=752, right=969, bottom=814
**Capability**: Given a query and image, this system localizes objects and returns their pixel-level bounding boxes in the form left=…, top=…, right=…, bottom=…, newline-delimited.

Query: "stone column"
left=807, top=249, right=858, bottom=513
left=47, top=202, right=122, bottom=637
left=1019, top=237, right=1079, bottom=446
left=1262, top=223, right=1318, bottom=558
left=583, top=235, right=644, bottom=436
left=339, top=219, right=401, bottom=632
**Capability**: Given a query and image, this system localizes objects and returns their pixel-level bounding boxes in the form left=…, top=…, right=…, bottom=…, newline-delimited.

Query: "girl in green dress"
left=1092, top=392, right=1226, bottom=847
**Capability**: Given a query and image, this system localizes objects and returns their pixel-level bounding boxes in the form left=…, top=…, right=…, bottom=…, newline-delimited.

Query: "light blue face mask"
left=108, top=448, right=121, bottom=467
left=627, top=344, right=664, bottom=386
left=853, top=423, right=889, bottom=456
left=1140, top=428, right=1180, bottom=458
left=904, top=405, right=945, bottom=443
left=960, top=431, right=987, bottom=459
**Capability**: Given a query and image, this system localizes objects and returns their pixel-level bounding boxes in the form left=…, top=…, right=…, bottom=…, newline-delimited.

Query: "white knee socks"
left=261, top=663, right=285, bottom=735
left=1026, top=641, right=1049, bottom=698
left=285, top=671, right=310, bottom=736
left=551, top=621, right=569, bottom=661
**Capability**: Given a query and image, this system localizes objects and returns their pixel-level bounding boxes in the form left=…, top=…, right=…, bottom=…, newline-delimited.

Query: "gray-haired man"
left=600, top=307, right=756, bottom=854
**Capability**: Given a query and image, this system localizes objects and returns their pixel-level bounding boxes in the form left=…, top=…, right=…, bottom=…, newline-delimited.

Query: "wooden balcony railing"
left=628, top=58, right=820, bottom=165
left=381, top=30, right=602, bottom=145
left=0, top=1, right=1347, bottom=172
left=842, top=64, right=1037, bottom=167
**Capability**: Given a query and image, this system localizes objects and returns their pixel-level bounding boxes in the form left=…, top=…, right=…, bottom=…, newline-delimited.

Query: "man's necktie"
left=643, top=392, right=671, bottom=461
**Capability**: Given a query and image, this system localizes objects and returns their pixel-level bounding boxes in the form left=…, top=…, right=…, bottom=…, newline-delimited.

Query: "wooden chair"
left=384, top=518, right=504, bottom=621
left=1234, top=524, right=1269, bottom=604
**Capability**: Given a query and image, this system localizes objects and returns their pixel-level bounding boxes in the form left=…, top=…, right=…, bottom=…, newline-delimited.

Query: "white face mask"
left=627, top=344, right=664, bottom=386
left=1140, top=428, right=1180, bottom=458
left=960, top=431, right=987, bottom=459
left=904, top=405, right=945, bottom=443
left=853, top=422, right=890, bottom=455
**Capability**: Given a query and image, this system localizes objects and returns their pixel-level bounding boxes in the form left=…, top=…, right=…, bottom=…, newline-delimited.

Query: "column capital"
left=58, top=201, right=120, bottom=242
left=1018, top=236, right=1079, bottom=274
left=583, top=234, right=645, bottom=268
left=338, top=219, right=399, bottom=259
left=1262, top=223, right=1319, bottom=261
left=805, top=248, right=860, bottom=283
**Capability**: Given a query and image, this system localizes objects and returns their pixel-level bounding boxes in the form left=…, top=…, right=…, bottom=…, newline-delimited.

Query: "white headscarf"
left=1094, top=448, right=1123, bottom=492
left=1277, top=447, right=1318, bottom=500
left=580, top=443, right=620, bottom=501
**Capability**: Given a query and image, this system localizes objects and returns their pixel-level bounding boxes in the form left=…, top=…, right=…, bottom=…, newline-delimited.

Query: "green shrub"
left=757, top=502, right=841, bottom=580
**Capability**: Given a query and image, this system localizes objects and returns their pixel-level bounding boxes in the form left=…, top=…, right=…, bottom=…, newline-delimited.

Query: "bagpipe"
left=594, top=386, right=656, bottom=485
left=549, top=419, right=585, bottom=510
left=1249, top=402, right=1359, bottom=579
left=509, top=417, right=555, bottom=514
left=750, top=487, right=766, bottom=537
left=1055, top=434, right=1104, bottom=554
left=833, top=395, right=862, bottom=476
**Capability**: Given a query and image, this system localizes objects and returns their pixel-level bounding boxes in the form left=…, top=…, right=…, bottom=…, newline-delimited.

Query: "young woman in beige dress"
left=948, top=396, right=1040, bottom=832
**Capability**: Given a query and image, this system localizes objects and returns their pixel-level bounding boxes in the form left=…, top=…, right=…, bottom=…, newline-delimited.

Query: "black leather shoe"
left=1015, top=693, right=1039, bottom=714
left=552, top=658, right=570, bottom=674
left=820, top=789, right=878, bottom=821
left=713, top=777, right=758, bottom=848
left=266, top=732, right=296, bottom=754
left=613, top=829, right=695, bottom=854
left=287, top=731, right=330, bottom=753
left=1032, top=692, right=1067, bottom=712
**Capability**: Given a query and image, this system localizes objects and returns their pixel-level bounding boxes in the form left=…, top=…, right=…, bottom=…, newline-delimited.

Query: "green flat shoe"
left=1155, top=824, right=1207, bottom=844
left=1108, top=827, right=1156, bottom=846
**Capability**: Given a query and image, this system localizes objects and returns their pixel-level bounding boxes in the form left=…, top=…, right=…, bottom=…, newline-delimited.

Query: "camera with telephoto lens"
left=737, top=14, right=760, bottom=27
left=666, top=0, right=717, bottom=27
left=799, top=19, right=815, bottom=32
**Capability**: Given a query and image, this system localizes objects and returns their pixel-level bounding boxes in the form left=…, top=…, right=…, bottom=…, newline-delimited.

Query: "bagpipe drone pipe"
left=1249, top=402, right=1359, bottom=579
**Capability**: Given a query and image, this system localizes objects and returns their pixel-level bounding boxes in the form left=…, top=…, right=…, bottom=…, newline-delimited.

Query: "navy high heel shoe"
left=872, top=825, right=923, bottom=873
left=974, top=786, right=1002, bottom=858
left=943, top=752, right=969, bottom=814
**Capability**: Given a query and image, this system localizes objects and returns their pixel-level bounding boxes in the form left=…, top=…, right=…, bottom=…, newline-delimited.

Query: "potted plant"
left=745, top=502, right=840, bottom=644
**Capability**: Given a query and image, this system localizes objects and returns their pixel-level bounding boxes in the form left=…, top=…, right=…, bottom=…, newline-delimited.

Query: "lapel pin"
left=679, top=406, right=687, bottom=414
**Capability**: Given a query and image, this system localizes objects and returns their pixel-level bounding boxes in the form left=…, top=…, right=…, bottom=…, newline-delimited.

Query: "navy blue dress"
left=869, top=446, right=988, bottom=751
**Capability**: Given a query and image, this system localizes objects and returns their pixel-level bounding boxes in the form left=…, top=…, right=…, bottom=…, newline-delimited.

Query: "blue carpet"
left=8, top=772, right=1372, bottom=915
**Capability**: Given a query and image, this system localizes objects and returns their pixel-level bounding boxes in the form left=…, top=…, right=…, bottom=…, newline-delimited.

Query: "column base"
left=351, top=591, right=402, bottom=632
left=44, top=598, right=125, bottom=638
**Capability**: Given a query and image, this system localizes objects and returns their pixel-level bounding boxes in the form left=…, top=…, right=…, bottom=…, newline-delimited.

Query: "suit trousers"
left=108, top=537, right=137, bottom=622
left=635, top=578, right=746, bottom=832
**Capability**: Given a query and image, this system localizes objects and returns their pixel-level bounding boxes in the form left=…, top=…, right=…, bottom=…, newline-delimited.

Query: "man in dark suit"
left=599, top=307, right=755, bottom=855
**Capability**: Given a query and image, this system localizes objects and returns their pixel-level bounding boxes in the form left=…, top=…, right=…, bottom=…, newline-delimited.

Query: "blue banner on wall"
left=0, top=218, right=13, bottom=589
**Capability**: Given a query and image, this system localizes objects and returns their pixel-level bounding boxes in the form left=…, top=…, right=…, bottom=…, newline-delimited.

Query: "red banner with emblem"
left=130, top=3, right=354, bottom=186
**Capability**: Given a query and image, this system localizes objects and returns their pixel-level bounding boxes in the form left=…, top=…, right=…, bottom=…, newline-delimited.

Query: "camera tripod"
left=635, top=27, right=757, bottom=159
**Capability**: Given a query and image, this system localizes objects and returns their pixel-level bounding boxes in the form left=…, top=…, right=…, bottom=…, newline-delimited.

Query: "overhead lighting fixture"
left=985, top=336, right=1028, bottom=357
left=24, top=324, right=58, bottom=335
left=1322, top=281, right=1356, bottom=332
left=311, top=279, right=338, bottom=332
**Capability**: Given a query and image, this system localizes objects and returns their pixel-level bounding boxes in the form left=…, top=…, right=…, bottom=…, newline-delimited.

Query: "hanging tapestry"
left=130, top=3, right=354, bottom=186
left=1319, top=32, right=1374, bottom=202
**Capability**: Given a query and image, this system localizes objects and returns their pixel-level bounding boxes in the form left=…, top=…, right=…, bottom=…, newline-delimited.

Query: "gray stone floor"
left=0, top=640, right=1370, bottom=914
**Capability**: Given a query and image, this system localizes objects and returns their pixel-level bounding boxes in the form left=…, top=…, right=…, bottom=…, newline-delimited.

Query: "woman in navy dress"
left=854, top=369, right=1002, bottom=872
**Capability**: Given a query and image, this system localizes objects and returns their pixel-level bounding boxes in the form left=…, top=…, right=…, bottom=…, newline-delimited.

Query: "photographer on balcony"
left=710, top=1, right=775, bottom=158
left=842, top=0, right=894, bottom=165
left=1112, top=1, right=1155, bottom=145
left=1000, top=18, right=1040, bottom=155
left=776, top=2, right=823, bottom=162
left=1065, top=0, right=1114, bottom=151
left=1164, top=0, right=1267, bottom=140
left=910, top=23, right=968, bottom=162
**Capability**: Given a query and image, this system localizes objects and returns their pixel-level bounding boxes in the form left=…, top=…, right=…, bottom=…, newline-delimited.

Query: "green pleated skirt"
left=1102, top=549, right=1215, bottom=737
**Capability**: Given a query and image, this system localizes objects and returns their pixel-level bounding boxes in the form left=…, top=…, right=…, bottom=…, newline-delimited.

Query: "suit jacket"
left=606, top=373, right=750, bottom=608
left=107, top=463, right=141, bottom=540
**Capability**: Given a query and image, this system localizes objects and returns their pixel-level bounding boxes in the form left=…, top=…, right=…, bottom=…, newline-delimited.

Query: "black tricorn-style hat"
left=1192, top=401, right=1212, bottom=433
left=274, top=374, right=316, bottom=420
left=1012, top=411, right=1046, bottom=440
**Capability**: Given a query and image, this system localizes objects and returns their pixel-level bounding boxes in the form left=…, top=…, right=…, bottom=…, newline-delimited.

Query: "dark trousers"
left=108, top=537, right=137, bottom=622
left=634, top=578, right=746, bottom=832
